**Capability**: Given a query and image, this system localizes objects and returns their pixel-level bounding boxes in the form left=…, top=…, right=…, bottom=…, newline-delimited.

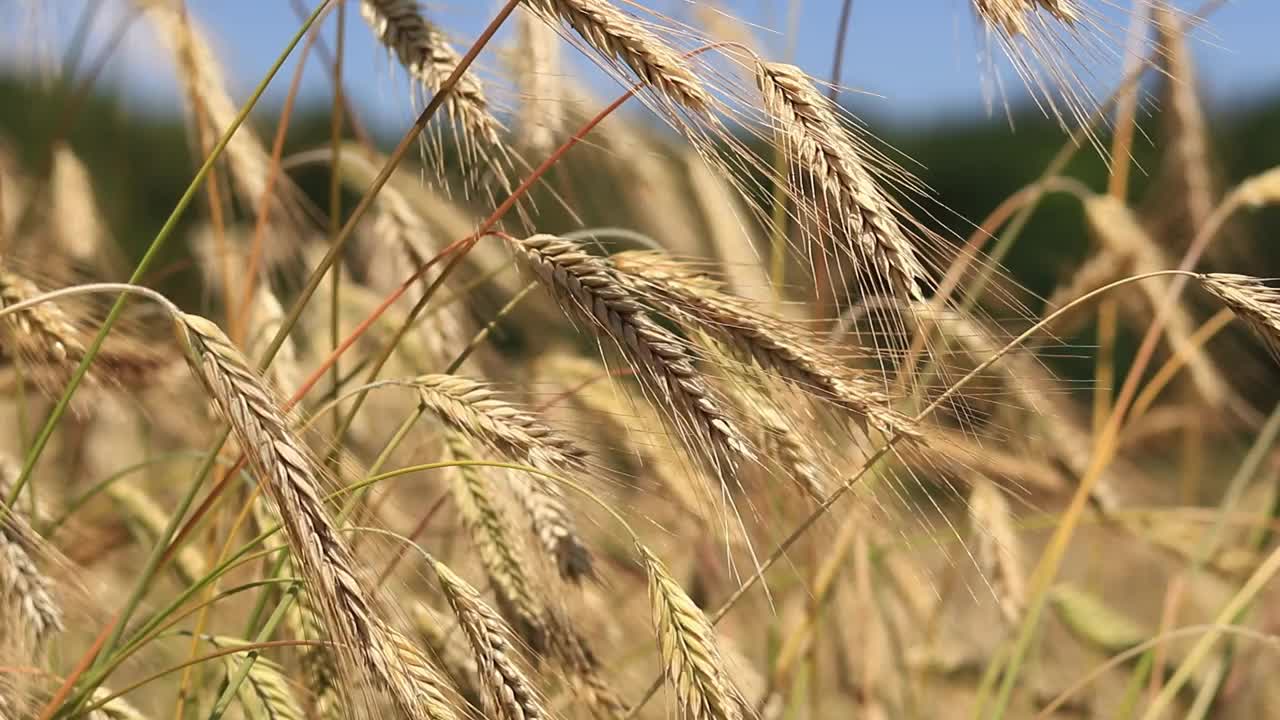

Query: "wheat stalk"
left=638, top=544, right=743, bottom=720
left=431, top=559, right=550, bottom=720
left=175, top=312, right=449, bottom=719
left=413, top=373, right=593, bottom=580
left=506, top=233, right=751, bottom=466
left=522, top=0, right=712, bottom=114
left=0, top=457, right=63, bottom=649
left=547, top=623, right=629, bottom=719
left=756, top=61, right=929, bottom=301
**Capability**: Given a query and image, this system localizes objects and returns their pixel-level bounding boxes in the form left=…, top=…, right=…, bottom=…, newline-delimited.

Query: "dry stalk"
left=0, top=457, right=63, bottom=649
left=431, top=559, right=549, bottom=720
left=413, top=373, right=593, bottom=581
left=521, top=0, right=712, bottom=114
left=175, top=312, right=449, bottom=718
left=755, top=61, right=929, bottom=301
left=506, top=234, right=751, bottom=467
left=639, top=544, right=743, bottom=720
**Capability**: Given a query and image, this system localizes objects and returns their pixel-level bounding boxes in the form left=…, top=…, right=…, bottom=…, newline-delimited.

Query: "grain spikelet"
left=415, top=374, right=588, bottom=472
left=446, top=433, right=548, bottom=649
left=85, top=687, right=148, bottom=720
left=413, top=373, right=592, bottom=580
left=972, top=0, right=1079, bottom=37
left=383, top=624, right=465, bottom=720
left=506, top=234, right=751, bottom=466
left=0, top=456, right=63, bottom=648
left=522, top=0, right=712, bottom=114
left=755, top=61, right=929, bottom=301
left=547, top=624, right=628, bottom=719
left=431, top=559, right=549, bottom=720
left=967, top=479, right=1026, bottom=626
left=106, top=482, right=207, bottom=587
left=410, top=604, right=483, bottom=708
left=211, top=637, right=305, bottom=720
left=359, top=0, right=509, bottom=182
left=1199, top=273, right=1280, bottom=364
left=0, top=264, right=84, bottom=364
left=613, top=250, right=919, bottom=440
left=174, top=312, right=443, bottom=718
left=358, top=163, right=468, bottom=368
left=50, top=143, right=112, bottom=267
left=639, top=544, right=743, bottom=720
left=1235, top=166, right=1280, bottom=208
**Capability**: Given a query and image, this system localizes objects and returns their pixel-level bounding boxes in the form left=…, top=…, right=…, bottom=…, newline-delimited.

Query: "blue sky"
left=4, top=1, right=1278, bottom=129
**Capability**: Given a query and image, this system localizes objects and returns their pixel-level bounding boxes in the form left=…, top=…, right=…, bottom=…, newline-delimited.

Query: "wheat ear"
left=175, top=313, right=449, bottom=719
left=84, top=687, right=147, bottom=720
left=639, top=544, right=743, bottom=720
left=0, top=266, right=84, bottom=364
left=139, top=1, right=305, bottom=230
left=0, top=457, right=63, bottom=648
left=756, top=61, right=929, bottom=301
left=1199, top=273, right=1280, bottom=364
left=506, top=234, right=752, bottom=466
left=613, top=251, right=920, bottom=441
left=431, top=559, right=550, bottom=720
left=522, top=0, right=712, bottom=113
left=968, top=479, right=1027, bottom=626
left=972, top=0, right=1080, bottom=36
left=414, top=373, right=593, bottom=581
left=360, top=0, right=509, bottom=179
left=446, top=433, right=549, bottom=649
left=210, top=637, right=306, bottom=720
left=411, top=604, right=484, bottom=709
